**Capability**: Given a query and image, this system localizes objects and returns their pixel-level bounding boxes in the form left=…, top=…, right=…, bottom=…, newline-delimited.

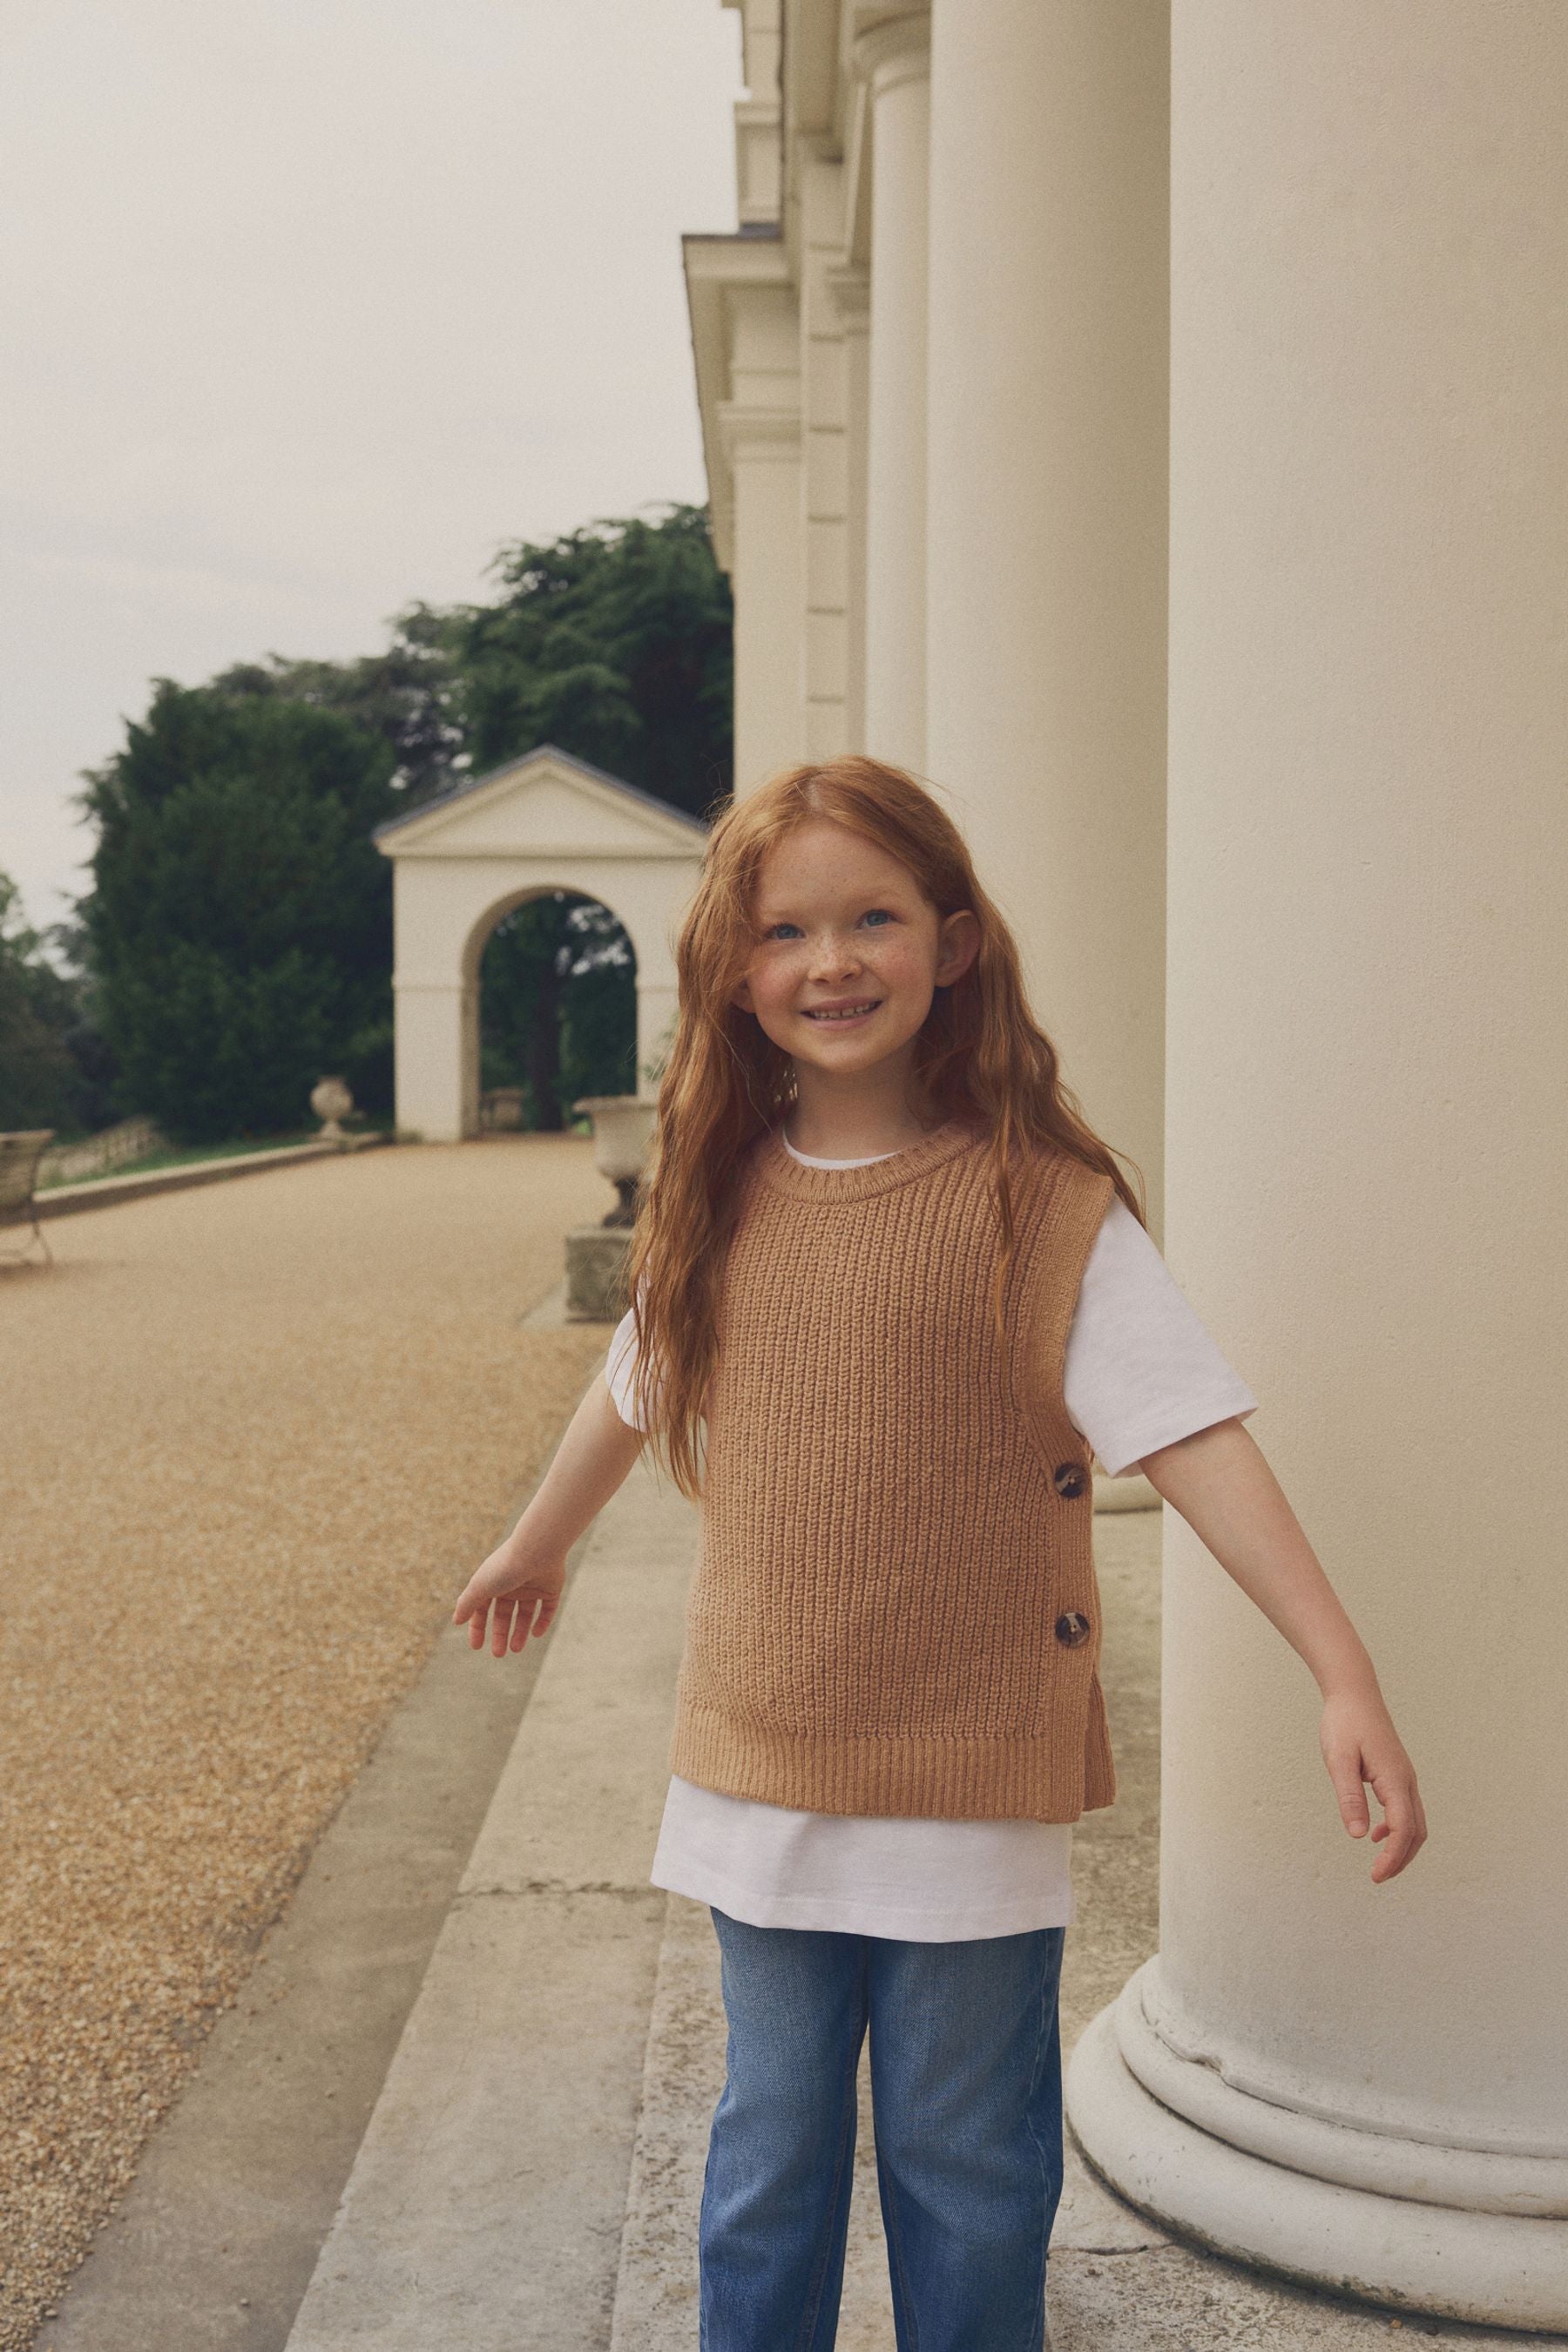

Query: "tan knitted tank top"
left=667, top=1115, right=1119, bottom=1823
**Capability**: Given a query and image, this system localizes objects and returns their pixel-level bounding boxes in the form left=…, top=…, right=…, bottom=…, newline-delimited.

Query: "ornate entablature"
left=688, top=1, right=927, bottom=775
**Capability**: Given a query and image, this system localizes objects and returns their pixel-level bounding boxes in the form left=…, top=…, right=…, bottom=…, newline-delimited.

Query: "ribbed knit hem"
left=669, top=1702, right=1112, bottom=1824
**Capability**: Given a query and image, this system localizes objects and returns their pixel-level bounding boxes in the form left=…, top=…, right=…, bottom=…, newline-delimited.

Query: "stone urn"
left=484, top=1086, right=525, bottom=1132
left=310, top=1074, right=354, bottom=1143
left=571, top=1094, right=658, bottom=1227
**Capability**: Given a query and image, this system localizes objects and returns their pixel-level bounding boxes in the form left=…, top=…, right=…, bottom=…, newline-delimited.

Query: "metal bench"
left=0, top=1129, right=56, bottom=1267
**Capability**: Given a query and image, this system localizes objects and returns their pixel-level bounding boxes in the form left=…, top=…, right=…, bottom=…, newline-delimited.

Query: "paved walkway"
left=2, top=1138, right=612, bottom=2352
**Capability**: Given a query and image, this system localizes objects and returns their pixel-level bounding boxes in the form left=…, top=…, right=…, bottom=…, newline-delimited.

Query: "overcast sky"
left=0, top=0, right=742, bottom=933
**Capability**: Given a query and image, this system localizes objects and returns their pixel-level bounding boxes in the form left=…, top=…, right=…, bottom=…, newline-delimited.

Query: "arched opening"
left=463, top=886, right=638, bottom=1134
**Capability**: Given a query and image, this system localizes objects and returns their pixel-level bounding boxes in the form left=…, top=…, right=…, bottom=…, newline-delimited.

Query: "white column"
left=833, top=269, right=870, bottom=754
left=389, top=862, right=476, bottom=1143
left=392, top=983, right=471, bottom=1145
left=716, top=260, right=804, bottom=793
left=924, top=0, right=1167, bottom=1234
left=1065, top=4, right=1568, bottom=2327
left=720, top=403, right=804, bottom=792
left=459, top=980, right=479, bottom=1139
left=800, top=152, right=853, bottom=761
left=856, top=10, right=929, bottom=774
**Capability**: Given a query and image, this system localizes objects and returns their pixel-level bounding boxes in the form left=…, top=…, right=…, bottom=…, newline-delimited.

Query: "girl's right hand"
left=451, top=1531, right=567, bottom=1656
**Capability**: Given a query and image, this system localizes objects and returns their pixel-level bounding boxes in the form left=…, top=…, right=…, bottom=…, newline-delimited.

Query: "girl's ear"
left=935, top=909, right=981, bottom=989
left=731, top=976, right=755, bottom=1014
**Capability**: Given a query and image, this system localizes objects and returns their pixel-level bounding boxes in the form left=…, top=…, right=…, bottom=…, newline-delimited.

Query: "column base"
left=1065, top=1969, right=1568, bottom=2333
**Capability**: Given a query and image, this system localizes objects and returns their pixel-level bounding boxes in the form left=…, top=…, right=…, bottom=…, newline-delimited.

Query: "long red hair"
left=623, top=755, right=1146, bottom=1499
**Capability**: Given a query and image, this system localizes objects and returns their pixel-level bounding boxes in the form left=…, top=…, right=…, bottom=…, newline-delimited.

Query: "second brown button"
left=1053, top=1462, right=1088, bottom=1498
left=1055, top=1611, right=1092, bottom=1647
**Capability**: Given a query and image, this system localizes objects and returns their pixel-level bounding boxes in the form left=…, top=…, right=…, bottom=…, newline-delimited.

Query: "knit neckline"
left=755, top=1114, right=986, bottom=1202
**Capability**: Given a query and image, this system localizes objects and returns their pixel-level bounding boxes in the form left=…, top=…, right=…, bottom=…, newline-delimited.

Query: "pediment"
left=374, top=745, right=708, bottom=862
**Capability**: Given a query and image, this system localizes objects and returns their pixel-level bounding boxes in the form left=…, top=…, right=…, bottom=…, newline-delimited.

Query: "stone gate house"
left=679, top=0, right=1568, bottom=2332
left=374, top=744, right=707, bottom=1143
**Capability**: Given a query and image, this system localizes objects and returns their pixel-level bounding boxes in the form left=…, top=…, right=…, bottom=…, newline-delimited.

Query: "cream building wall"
left=684, top=0, right=1568, bottom=2328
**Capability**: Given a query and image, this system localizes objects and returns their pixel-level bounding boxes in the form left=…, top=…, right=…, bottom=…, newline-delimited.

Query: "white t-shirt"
left=604, top=1128, right=1258, bottom=1942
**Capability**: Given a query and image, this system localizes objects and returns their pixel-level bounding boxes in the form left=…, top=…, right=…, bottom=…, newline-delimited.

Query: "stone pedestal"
left=564, top=1228, right=632, bottom=1324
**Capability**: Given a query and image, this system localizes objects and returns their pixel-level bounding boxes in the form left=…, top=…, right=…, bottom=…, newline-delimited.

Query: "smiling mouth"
left=801, top=999, right=882, bottom=1023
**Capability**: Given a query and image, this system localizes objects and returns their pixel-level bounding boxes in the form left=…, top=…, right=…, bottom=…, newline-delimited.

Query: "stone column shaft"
left=726, top=413, right=805, bottom=791
left=835, top=270, right=870, bottom=754
left=924, top=0, right=1167, bottom=1233
left=1065, top=4, right=1568, bottom=2325
left=858, top=11, right=929, bottom=774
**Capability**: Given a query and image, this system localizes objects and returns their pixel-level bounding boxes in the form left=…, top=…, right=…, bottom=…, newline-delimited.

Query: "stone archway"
left=464, top=882, right=626, bottom=1137
left=374, top=744, right=709, bottom=1142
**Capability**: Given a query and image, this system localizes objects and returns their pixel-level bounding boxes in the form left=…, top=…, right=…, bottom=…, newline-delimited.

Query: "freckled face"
left=730, top=818, right=977, bottom=1071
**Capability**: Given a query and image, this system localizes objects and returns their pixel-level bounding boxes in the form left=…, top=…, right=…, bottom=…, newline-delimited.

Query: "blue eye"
left=762, top=909, right=895, bottom=939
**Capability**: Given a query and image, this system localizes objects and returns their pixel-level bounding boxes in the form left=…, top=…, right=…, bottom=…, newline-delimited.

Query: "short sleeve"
left=604, top=1302, right=654, bottom=1432
left=1062, top=1200, right=1258, bottom=1477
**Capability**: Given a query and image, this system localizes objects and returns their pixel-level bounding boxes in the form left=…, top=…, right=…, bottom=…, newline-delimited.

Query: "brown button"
left=1055, top=1611, right=1092, bottom=1648
left=1052, top=1462, right=1088, bottom=1499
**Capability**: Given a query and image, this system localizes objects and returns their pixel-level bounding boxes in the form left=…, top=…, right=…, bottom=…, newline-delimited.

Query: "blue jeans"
left=699, top=1908, right=1068, bottom=2351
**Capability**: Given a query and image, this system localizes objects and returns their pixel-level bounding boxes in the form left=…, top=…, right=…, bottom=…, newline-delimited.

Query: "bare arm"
left=1138, top=1416, right=1428, bottom=1884
left=452, top=1372, right=645, bottom=1656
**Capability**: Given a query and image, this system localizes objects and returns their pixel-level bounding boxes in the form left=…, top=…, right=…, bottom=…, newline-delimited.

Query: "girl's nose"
left=810, top=933, right=862, bottom=972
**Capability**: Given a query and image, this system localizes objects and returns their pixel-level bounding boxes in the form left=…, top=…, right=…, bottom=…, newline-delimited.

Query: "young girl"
left=452, top=755, right=1427, bottom=2352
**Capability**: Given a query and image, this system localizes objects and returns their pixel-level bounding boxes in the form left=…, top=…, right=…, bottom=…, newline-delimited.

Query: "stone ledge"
left=36, top=1132, right=390, bottom=1220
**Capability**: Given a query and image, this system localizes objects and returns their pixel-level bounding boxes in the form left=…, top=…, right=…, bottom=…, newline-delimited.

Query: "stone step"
left=280, top=1450, right=697, bottom=2350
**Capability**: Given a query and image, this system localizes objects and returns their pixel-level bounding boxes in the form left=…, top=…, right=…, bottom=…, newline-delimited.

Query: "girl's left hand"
left=1319, top=1683, right=1428, bottom=1883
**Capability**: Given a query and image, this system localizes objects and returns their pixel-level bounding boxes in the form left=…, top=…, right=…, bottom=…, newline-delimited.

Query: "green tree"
left=78, top=683, right=397, bottom=1143
left=556, top=902, right=639, bottom=1110
left=456, top=503, right=732, bottom=817
left=0, top=875, right=115, bottom=1133
left=0, top=871, right=78, bottom=1131
left=209, top=599, right=465, bottom=814
left=456, top=503, right=728, bottom=1125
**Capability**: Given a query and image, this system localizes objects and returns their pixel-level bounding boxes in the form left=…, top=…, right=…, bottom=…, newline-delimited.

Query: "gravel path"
left=0, top=1139, right=614, bottom=2349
